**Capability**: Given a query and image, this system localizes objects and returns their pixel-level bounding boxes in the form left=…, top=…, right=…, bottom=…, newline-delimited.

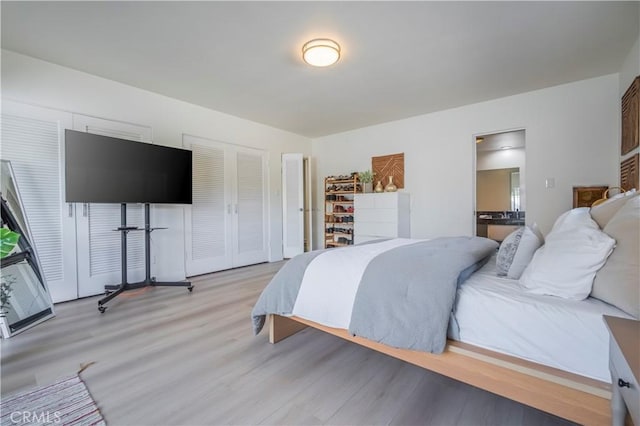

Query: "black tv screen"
left=65, top=129, right=192, bottom=204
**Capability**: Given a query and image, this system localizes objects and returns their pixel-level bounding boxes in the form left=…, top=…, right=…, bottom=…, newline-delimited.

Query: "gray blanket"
left=251, top=237, right=498, bottom=354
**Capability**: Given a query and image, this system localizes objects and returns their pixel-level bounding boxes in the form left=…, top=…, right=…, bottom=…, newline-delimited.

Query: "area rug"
left=0, top=375, right=105, bottom=425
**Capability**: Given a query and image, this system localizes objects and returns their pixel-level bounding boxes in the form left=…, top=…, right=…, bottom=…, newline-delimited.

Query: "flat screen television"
left=65, top=129, right=192, bottom=204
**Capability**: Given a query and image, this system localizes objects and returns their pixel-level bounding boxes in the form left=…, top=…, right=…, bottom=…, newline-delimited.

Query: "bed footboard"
left=268, top=314, right=611, bottom=426
left=268, top=314, right=308, bottom=343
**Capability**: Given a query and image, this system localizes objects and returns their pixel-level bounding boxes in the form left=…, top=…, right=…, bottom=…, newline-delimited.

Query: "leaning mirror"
left=1, top=160, right=55, bottom=338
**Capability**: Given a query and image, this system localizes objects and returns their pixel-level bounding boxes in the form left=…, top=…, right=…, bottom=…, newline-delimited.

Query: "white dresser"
left=354, top=193, right=410, bottom=244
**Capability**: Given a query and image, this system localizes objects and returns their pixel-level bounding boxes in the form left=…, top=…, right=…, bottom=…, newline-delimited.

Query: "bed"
left=252, top=193, right=639, bottom=426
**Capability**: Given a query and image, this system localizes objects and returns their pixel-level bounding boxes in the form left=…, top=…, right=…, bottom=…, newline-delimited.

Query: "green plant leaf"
left=0, top=228, right=20, bottom=259
left=358, top=170, right=373, bottom=183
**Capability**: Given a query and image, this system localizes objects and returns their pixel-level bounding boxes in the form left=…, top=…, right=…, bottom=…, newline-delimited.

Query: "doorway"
left=282, top=153, right=313, bottom=258
left=474, top=130, right=526, bottom=242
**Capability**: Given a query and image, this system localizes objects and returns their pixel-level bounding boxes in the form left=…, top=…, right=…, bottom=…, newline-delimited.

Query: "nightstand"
left=604, top=315, right=639, bottom=426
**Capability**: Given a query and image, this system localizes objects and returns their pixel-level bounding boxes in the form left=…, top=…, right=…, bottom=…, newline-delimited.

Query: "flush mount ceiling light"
left=302, top=38, right=341, bottom=67
left=476, top=137, right=484, bottom=144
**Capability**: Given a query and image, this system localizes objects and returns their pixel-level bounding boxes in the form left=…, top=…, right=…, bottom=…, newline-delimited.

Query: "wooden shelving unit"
left=324, top=175, right=360, bottom=248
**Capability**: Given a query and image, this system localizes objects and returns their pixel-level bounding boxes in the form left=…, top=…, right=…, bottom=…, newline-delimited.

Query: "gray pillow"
left=507, top=224, right=544, bottom=279
left=496, top=228, right=524, bottom=276
left=591, top=196, right=639, bottom=318
left=496, top=225, right=544, bottom=279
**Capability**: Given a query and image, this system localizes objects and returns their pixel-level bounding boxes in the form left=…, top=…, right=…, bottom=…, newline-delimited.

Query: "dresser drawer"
left=372, top=193, right=399, bottom=208
left=355, top=193, right=402, bottom=209
left=356, top=221, right=397, bottom=237
left=354, top=194, right=376, bottom=209
left=610, top=337, right=640, bottom=425
left=357, top=208, right=397, bottom=223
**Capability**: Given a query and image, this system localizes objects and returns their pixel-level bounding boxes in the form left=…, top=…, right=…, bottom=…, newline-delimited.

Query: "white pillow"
left=550, top=207, right=593, bottom=233
left=520, top=208, right=615, bottom=300
left=590, top=192, right=639, bottom=229
left=591, top=196, right=640, bottom=318
left=496, top=224, right=544, bottom=279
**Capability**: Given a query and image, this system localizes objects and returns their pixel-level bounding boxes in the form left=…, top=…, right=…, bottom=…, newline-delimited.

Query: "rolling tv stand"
left=97, top=203, right=193, bottom=313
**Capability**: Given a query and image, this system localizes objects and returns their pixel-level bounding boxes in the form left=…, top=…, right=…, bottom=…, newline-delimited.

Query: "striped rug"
left=0, top=375, right=105, bottom=425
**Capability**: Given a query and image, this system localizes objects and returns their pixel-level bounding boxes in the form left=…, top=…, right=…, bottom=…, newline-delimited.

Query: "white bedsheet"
left=292, top=238, right=419, bottom=328
left=453, top=255, right=632, bottom=382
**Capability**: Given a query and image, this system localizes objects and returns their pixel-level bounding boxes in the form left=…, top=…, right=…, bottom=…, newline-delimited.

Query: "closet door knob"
left=618, top=378, right=630, bottom=388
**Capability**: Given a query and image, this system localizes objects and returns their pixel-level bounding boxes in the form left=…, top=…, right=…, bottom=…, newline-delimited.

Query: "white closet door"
left=282, top=153, right=304, bottom=258
left=73, top=115, right=150, bottom=297
left=233, top=147, right=268, bottom=267
left=1, top=101, right=77, bottom=302
left=183, top=135, right=267, bottom=274
left=183, top=135, right=232, bottom=276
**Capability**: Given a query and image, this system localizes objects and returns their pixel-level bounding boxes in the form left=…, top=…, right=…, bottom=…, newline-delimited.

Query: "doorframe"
left=472, top=127, right=527, bottom=237
left=281, top=153, right=305, bottom=259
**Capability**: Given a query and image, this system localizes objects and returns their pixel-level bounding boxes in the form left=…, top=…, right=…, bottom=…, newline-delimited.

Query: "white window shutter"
left=1, top=115, right=64, bottom=283
left=236, top=151, right=265, bottom=254
left=191, top=143, right=227, bottom=261
left=87, top=204, right=145, bottom=275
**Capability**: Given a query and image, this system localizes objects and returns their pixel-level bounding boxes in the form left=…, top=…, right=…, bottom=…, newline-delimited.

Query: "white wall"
left=620, top=34, right=639, bottom=98
left=312, top=74, right=620, bottom=246
left=1, top=50, right=312, bottom=280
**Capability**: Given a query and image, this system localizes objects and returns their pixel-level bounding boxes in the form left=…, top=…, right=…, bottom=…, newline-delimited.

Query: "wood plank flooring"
left=1, top=261, right=576, bottom=425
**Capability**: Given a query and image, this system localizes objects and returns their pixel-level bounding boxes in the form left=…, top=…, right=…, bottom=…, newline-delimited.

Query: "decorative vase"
left=363, top=182, right=373, bottom=193
left=374, top=181, right=384, bottom=193
left=384, top=176, right=397, bottom=192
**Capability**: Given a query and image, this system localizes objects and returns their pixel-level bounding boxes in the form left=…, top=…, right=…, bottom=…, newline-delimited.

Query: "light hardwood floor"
left=1, top=262, right=575, bottom=425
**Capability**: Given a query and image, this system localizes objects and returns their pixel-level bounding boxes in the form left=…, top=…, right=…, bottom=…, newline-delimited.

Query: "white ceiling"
left=1, top=2, right=638, bottom=138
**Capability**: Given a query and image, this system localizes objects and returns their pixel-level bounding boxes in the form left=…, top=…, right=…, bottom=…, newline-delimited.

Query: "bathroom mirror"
left=476, top=167, right=520, bottom=211
left=0, top=160, right=55, bottom=338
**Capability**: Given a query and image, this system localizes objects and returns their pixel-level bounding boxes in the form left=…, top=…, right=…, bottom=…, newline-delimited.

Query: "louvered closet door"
left=282, top=153, right=304, bottom=258
left=1, top=101, right=77, bottom=302
left=232, top=147, right=268, bottom=267
left=183, top=135, right=233, bottom=275
left=73, top=115, right=149, bottom=297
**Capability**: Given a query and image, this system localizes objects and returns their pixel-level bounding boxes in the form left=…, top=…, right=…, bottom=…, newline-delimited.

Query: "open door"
left=304, top=156, right=313, bottom=252
left=282, top=153, right=304, bottom=258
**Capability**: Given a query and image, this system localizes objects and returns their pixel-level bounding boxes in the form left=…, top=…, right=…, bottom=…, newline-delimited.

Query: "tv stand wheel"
left=188, top=286, right=194, bottom=293
left=98, top=306, right=107, bottom=313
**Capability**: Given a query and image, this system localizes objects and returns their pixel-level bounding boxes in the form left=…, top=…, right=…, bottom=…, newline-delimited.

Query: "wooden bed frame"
left=268, top=314, right=612, bottom=426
